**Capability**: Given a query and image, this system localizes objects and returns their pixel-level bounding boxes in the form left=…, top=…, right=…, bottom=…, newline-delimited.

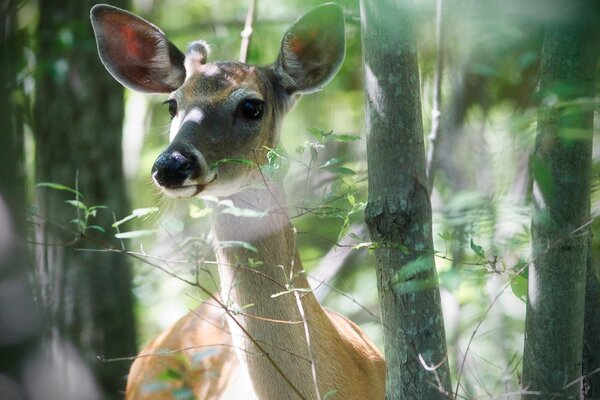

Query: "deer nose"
left=152, top=150, right=199, bottom=188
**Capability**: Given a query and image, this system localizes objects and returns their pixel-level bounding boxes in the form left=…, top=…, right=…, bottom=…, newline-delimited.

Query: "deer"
left=91, top=3, right=385, bottom=399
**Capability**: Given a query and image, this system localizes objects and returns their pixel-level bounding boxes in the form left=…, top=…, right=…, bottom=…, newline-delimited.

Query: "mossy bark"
left=521, top=4, right=600, bottom=398
left=359, top=1, right=452, bottom=398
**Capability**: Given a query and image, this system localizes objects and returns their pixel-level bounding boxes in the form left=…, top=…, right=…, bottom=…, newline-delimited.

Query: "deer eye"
left=164, top=99, right=178, bottom=119
left=239, top=99, right=264, bottom=120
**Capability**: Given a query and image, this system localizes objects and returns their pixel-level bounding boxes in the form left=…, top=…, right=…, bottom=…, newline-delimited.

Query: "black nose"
left=152, top=150, right=199, bottom=188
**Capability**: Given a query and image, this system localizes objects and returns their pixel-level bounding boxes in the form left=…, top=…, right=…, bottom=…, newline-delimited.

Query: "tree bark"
left=359, top=1, right=452, bottom=398
left=0, top=3, right=41, bottom=397
left=521, top=3, right=600, bottom=397
left=583, top=235, right=600, bottom=399
left=33, top=1, right=137, bottom=398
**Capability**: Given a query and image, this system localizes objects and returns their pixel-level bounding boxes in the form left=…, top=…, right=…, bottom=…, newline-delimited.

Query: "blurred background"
left=1, top=0, right=598, bottom=399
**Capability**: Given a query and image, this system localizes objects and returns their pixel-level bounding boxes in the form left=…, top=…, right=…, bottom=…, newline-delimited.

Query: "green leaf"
left=325, top=133, right=361, bottom=142
left=394, top=276, right=437, bottom=294
left=352, top=241, right=374, bottom=250
left=307, top=127, right=324, bottom=141
left=164, top=217, right=184, bottom=234
left=36, top=182, right=82, bottom=197
left=511, top=274, right=528, bottom=303
left=89, top=205, right=108, bottom=211
left=221, top=207, right=267, bottom=218
left=323, top=390, right=339, bottom=400
left=348, top=194, right=356, bottom=205
left=228, top=302, right=255, bottom=314
left=531, top=157, right=555, bottom=200
left=263, top=144, right=290, bottom=181
left=112, top=215, right=136, bottom=228
left=337, top=217, right=350, bottom=243
left=112, top=207, right=160, bottom=228
left=217, top=241, right=258, bottom=253
left=132, top=207, right=160, bottom=217
left=247, top=258, right=264, bottom=268
left=65, top=200, right=87, bottom=210
left=70, top=219, right=86, bottom=232
left=115, top=229, right=157, bottom=239
left=397, top=243, right=410, bottom=254
left=438, top=231, right=453, bottom=241
left=157, top=367, right=183, bottom=382
left=394, top=256, right=432, bottom=283
left=87, top=225, right=105, bottom=233
left=319, top=157, right=343, bottom=169
left=470, top=238, right=486, bottom=258
left=328, top=167, right=356, bottom=176
left=189, top=204, right=213, bottom=219
left=210, top=158, right=254, bottom=171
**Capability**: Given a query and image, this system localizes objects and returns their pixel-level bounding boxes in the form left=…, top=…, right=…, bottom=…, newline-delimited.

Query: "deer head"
left=91, top=3, right=345, bottom=198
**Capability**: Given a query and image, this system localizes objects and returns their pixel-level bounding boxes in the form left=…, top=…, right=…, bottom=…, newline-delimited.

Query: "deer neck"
left=211, top=183, right=307, bottom=301
left=210, top=183, right=328, bottom=399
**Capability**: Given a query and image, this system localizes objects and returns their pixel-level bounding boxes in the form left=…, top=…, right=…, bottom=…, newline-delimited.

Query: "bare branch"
left=426, top=0, right=445, bottom=193
left=239, top=0, right=258, bottom=63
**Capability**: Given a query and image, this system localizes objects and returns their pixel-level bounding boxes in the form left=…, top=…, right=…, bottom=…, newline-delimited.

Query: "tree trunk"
left=0, top=3, right=41, bottom=397
left=521, top=3, right=600, bottom=397
left=0, top=0, right=26, bottom=229
left=359, top=1, right=452, bottom=398
left=33, top=1, right=137, bottom=398
left=583, top=235, right=600, bottom=399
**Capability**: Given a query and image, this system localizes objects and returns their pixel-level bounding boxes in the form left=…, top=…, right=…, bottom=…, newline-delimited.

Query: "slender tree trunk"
left=0, top=0, right=26, bottom=228
left=359, top=1, right=452, bottom=398
left=33, top=1, right=136, bottom=398
left=521, top=2, right=600, bottom=397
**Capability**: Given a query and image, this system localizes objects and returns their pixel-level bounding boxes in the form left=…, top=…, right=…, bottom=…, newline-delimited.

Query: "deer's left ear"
left=273, top=3, right=345, bottom=94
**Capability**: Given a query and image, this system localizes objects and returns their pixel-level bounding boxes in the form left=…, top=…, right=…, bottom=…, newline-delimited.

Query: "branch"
left=239, top=0, right=258, bottom=63
left=425, top=0, right=445, bottom=193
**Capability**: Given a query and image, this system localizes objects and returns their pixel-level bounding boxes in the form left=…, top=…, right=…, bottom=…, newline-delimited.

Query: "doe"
left=91, top=3, right=385, bottom=399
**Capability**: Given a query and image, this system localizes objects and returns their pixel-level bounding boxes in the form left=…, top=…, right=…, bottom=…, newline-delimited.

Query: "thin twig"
left=239, top=0, right=258, bottom=63
left=290, top=226, right=322, bottom=400
left=97, top=343, right=249, bottom=362
left=453, top=262, right=528, bottom=399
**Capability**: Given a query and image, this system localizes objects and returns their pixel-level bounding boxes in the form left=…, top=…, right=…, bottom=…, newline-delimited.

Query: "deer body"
left=91, top=4, right=385, bottom=399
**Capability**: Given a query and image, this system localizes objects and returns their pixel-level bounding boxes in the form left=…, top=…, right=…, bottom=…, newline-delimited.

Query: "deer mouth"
left=159, top=174, right=217, bottom=199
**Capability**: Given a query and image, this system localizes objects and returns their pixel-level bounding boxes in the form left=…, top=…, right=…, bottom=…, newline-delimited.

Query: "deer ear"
left=90, top=4, right=186, bottom=93
left=274, top=3, right=345, bottom=94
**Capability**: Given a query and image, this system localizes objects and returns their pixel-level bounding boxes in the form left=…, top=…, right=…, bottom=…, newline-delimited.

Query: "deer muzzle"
left=151, top=144, right=213, bottom=198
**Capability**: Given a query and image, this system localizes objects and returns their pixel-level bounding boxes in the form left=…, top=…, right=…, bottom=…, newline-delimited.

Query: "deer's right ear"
left=90, top=4, right=186, bottom=93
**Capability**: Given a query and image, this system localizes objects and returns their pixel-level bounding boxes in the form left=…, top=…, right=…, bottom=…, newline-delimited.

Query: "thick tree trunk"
left=359, top=1, right=452, bottom=398
left=521, top=3, right=599, bottom=398
left=33, top=1, right=137, bottom=398
left=0, top=3, right=41, bottom=396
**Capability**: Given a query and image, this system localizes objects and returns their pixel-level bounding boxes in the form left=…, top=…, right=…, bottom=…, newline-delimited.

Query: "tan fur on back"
left=126, top=303, right=385, bottom=399
left=125, top=302, right=240, bottom=399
